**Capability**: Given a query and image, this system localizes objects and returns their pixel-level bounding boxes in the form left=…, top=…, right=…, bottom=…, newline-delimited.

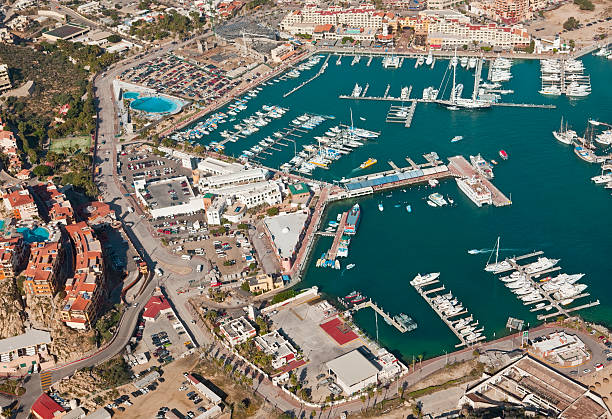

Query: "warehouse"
left=326, top=349, right=380, bottom=395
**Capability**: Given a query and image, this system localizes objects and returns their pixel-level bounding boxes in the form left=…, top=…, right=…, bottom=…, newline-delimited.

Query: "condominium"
left=23, top=241, right=64, bottom=296
left=427, top=0, right=465, bottom=10
left=280, top=5, right=388, bottom=33
left=32, top=182, right=74, bottom=224
left=3, top=188, right=39, bottom=220
left=60, top=222, right=106, bottom=330
left=494, top=0, right=530, bottom=23
left=0, top=237, right=28, bottom=280
left=426, top=16, right=530, bottom=48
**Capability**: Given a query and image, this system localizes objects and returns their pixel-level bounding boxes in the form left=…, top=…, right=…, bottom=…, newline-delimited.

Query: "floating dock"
left=327, top=211, right=348, bottom=261
left=448, top=155, right=512, bottom=207
left=283, top=54, right=331, bottom=98
left=351, top=299, right=412, bottom=333
left=412, top=278, right=485, bottom=348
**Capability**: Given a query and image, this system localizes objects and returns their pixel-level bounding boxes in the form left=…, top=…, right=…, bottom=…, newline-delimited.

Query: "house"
left=219, top=316, right=256, bottom=346
left=255, top=330, right=298, bottom=369
left=31, top=393, right=65, bottom=419
left=248, top=273, right=283, bottom=293
left=142, top=295, right=173, bottom=321
left=0, top=329, right=54, bottom=375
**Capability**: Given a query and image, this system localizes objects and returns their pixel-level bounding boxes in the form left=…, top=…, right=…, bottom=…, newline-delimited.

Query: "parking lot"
left=133, top=313, right=194, bottom=365
left=267, top=297, right=369, bottom=401
left=117, top=146, right=192, bottom=188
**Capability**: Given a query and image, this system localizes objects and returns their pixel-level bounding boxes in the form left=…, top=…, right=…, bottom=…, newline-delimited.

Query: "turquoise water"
left=0, top=220, right=5, bottom=231
left=17, top=227, right=50, bottom=243
left=131, top=96, right=180, bottom=113
left=123, top=91, right=140, bottom=99
left=188, top=54, right=612, bottom=362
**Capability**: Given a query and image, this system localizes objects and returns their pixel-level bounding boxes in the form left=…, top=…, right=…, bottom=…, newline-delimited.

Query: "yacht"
left=428, top=193, right=447, bottom=206
left=523, top=257, right=559, bottom=274
left=425, top=51, right=433, bottom=66
left=455, top=177, right=492, bottom=207
left=470, top=154, right=494, bottom=179
left=410, top=272, right=441, bottom=287
left=552, top=117, right=578, bottom=145
left=351, top=83, right=363, bottom=97
left=539, top=86, right=561, bottom=96
left=378, top=202, right=384, bottom=212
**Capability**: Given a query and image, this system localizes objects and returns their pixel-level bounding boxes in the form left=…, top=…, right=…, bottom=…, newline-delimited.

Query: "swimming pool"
left=17, top=227, right=50, bottom=243
left=130, top=96, right=181, bottom=114
left=0, top=220, right=5, bottom=231
left=123, top=91, right=140, bottom=99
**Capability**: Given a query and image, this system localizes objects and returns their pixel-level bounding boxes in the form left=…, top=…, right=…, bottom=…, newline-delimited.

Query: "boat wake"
left=468, top=248, right=523, bottom=255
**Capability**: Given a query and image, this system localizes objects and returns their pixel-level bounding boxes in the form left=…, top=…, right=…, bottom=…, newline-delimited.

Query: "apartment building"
left=23, top=241, right=64, bottom=296
left=0, top=329, right=54, bottom=375
left=0, top=64, right=11, bottom=94
left=32, top=182, right=74, bottom=224
left=427, top=18, right=530, bottom=49
left=0, top=237, right=28, bottom=281
left=3, top=188, right=39, bottom=220
left=219, top=316, right=256, bottom=346
left=494, top=0, right=530, bottom=23
left=280, top=5, right=387, bottom=34
left=60, top=222, right=106, bottom=330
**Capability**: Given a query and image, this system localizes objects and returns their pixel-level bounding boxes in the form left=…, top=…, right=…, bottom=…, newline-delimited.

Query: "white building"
left=280, top=5, right=386, bottom=34
left=532, top=331, right=590, bottom=366
left=0, top=329, right=53, bottom=374
left=427, top=0, right=465, bottom=10
left=255, top=330, right=299, bottom=369
left=197, top=157, right=245, bottom=176
left=219, top=316, right=256, bottom=346
left=0, top=64, right=11, bottom=94
left=426, top=17, right=530, bottom=49
left=326, top=349, right=380, bottom=395
left=202, top=168, right=269, bottom=190
left=206, top=198, right=226, bottom=225
left=77, top=1, right=101, bottom=14
left=134, top=176, right=206, bottom=219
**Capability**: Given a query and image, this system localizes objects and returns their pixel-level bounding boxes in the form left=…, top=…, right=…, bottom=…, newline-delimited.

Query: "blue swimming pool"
left=130, top=96, right=180, bottom=114
left=0, top=220, right=5, bottom=231
left=17, top=227, right=50, bottom=243
left=123, top=91, right=140, bottom=99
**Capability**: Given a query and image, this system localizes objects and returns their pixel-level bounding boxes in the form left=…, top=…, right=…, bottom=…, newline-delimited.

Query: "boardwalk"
left=448, top=155, right=512, bottom=207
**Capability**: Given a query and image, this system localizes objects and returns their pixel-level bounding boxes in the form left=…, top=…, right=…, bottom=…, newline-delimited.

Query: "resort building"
left=3, top=188, right=39, bottom=220
left=263, top=210, right=310, bottom=272
left=531, top=331, right=590, bottom=366
left=0, top=237, right=28, bottom=281
left=23, top=241, right=64, bottom=296
left=494, top=0, right=530, bottom=24
left=196, top=157, right=245, bottom=176
left=0, top=64, right=11, bottom=94
left=60, top=222, right=106, bottom=330
left=0, top=329, right=54, bottom=375
left=202, top=168, right=270, bottom=190
left=209, top=181, right=282, bottom=209
left=32, top=182, right=74, bottom=224
left=458, top=354, right=612, bottom=418
left=219, top=316, right=256, bottom=346
left=248, top=273, right=283, bottom=293
left=426, top=18, right=530, bottom=49
left=326, top=349, right=380, bottom=395
left=205, top=198, right=226, bottom=226
left=255, top=330, right=299, bottom=369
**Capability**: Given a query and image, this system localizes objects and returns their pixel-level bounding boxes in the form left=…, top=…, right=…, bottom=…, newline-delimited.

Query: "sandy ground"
left=579, top=363, right=612, bottom=410
left=404, top=359, right=481, bottom=392
left=526, top=0, right=612, bottom=45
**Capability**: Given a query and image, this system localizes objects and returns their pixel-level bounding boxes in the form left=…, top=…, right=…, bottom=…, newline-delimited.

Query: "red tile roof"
left=31, top=393, right=65, bottom=419
left=143, top=295, right=172, bottom=319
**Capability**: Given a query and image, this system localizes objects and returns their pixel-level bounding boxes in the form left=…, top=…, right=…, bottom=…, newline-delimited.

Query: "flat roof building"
left=326, top=349, right=380, bottom=395
left=197, top=157, right=245, bottom=176
left=255, top=330, right=298, bottom=369
left=0, top=64, right=12, bottom=94
left=134, top=176, right=206, bottom=219
left=0, top=329, right=53, bottom=375
left=23, top=241, right=64, bottom=296
left=209, top=181, right=282, bottom=209
left=219, top=316, right=256, bottom=346
left=263, top=210, right=309, bottom=272
left=42, top=24, right=89, bottom=42
left=202, top=168, right=269, bottom=190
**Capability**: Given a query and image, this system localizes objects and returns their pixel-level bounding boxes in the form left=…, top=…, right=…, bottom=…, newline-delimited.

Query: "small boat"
left=491, top=159, right=498, bottom=165
left=347, top=264, right=355, bottom=270
left=378, top=202, right=384, bottom=212
left=427, top=200, right=437, bottom=207
left=406, top=205, right=412, bottom=213
left=345, top=291, right=358, bottom=299
left=360, top=158, right=377, bottom=169
left=451, top=135, right=463, bottom=143
left=359, top=117, right=366, bottom=121
left=448, top=196, right=454, bottom=205
left=499, top=150, right=508, bottom=160
left=428, top=179, right=439, bottom=187
left=467, top=249, right=479, bottom=254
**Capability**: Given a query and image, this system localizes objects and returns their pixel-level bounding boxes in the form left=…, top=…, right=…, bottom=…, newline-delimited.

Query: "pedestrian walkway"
left=40, top=371, right=52, bottom=391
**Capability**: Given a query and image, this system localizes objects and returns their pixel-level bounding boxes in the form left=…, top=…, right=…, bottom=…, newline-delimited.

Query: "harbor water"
left=187, top=53, right=612, bottom=362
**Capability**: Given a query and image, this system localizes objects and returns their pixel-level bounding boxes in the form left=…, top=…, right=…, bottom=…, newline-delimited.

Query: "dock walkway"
left=448, top=155, right=512, bottom=207
left=327, top=211, right=348, bottom=261
left=351, top=299, right=409, bottom=333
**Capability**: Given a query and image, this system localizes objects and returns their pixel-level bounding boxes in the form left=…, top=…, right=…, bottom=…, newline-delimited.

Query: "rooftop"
left=326, top=349, right=380, bottom=387
left=31, top=393, right=65, bottom=419
left=43, top=24, right=89, bottom=39
left=263, top=211, right=309, bottom=259
left=0, top=328, right=51, bottom=354
left=143, top=295, right=172, bottom=319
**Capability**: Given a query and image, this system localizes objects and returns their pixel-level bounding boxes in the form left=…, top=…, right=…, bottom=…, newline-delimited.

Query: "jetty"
left=385, top=103, right=417, bottom=127
left=351, top=299, right=411, bottom=333
left=448, top=156, right=512, bottom=207
left=412, top=278, right=486, bottom=348
left=500, top=254, right=600, bottom=321
left=327, top=211, right=348, bottom=261
left=283, top=54, right=331, bottom=98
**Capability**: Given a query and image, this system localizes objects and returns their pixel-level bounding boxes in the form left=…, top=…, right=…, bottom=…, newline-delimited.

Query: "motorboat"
left=410, top=272, right=440, bottom=287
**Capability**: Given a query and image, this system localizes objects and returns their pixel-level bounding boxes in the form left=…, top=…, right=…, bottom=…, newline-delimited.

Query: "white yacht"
left=351, top=83, right=363, bottom=97
left=410, top=272, right=440, bottom=287
left=523, top=257, right=560, bottom=275
left=455, top=177, right=492, bottom=207
left=552, top=117, right=578, bottom=145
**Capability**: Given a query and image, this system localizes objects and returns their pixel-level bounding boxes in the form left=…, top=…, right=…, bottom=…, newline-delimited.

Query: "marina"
left=342, top=295, right=417, bottom=334
left=411, top=273, right=486, bottom=348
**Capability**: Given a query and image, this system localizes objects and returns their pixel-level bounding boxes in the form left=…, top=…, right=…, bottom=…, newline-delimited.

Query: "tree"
left=107, top=34, right=121, bottom=43
left=266, top=207, right=279, bottom=216
left=237, top=223, right=248, bottom=230
left=33, top=164, right=53, bottom=177
left=563, top=17, right=580, bottom=31
left=240, top=281, right=250, bottom=292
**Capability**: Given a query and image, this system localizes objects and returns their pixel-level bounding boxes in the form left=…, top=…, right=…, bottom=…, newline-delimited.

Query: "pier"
left=385, top=102, right=417, bottom=127
left=412, top=278, right=486, bottom=348
left=327, top=211, right=348, bottom=261
left=351, top=299, right=411, bottom=333
left=448, top=156, right=512, bottom=207
left=283, top=54, right=331, bottom=98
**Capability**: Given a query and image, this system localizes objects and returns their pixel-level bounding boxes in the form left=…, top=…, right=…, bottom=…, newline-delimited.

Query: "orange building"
left=3, top=188, right=39, bottom=220
left=22, top=241, right=64, bottom=296
left=0, top=237, right=28, bottom=280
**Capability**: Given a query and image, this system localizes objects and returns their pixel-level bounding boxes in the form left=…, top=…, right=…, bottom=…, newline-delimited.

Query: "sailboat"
left=484, top=237, right=513, bottom=273
left=442, top=49, right=490, bottom=110
left=552, top=116, right=577, bottom=145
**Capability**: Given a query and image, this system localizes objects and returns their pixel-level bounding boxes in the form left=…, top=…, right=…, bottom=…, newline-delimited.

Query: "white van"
left=181, top=254, right=192, bottom=260
left=155, top=268, right=163, bottom=277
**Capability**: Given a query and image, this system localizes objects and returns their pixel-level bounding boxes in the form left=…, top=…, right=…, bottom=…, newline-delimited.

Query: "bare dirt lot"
left=578, top=363, right=612, bottom=411
left=526, top=0, right=612, bottom=44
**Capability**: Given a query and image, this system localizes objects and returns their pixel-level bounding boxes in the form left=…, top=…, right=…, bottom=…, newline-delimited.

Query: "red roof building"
left=78, top=201, right=115, bottom=227
left=143, top=295, right=173, bottom=321
left=23, top=241, right=64, bottom=296
left=3, top=188, right=39, bottom=220
left=0, top=237, right=28, bottom=280
left=31, top=393, right=65, bottom=419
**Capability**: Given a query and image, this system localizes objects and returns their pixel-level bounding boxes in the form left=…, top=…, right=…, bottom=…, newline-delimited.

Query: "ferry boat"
left=470, top=154, right=494, bottom=179
left=410, top=272, right=440, bottom=287
left=499, top=150, right=508, bottom=160
left=455, top=177, right=492, bottom=207
left=359, top=158, right=377, bottom=169
left=344, top=204, right=361, bottom=235
left=428, top=193, right=447, bottom=206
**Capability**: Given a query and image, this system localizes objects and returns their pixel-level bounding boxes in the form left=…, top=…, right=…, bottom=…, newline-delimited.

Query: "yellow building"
left=248, top=274, right=283, bottom=293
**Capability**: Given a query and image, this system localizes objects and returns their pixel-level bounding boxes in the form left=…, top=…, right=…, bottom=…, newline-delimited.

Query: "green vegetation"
left=33, top=164, right=53, bottom=178
left=525, top=39, right=535, bottom=53
left=246, top=0, right=271, bottom=9
left=573, top=0, right=594, bottom=10
left=563, top=17, right=580, bottom=31
left=295, top=33, right=312, bottom=40
left=107, top=34, right=122, bottom=43
left=94, top=304, right=122, bottom=343
left=0, top=379, right=25, bottom=396
left=240, top=281, right=250, bottom=292
left=130, top=11, right=205, bottom=41
left=266, top=207, right=279, bottom=217
left=60, top=152, right=98, bottom=198
left=236, top=339, right=273, bottom=373
left=93, top=356, right=132, bottom=389
left=271, top=289, right=297, bottom=304
left=341, top=36, right=355, bottom=44
left=49, top=135, right=91, bottom=153
left=237, top=223, right=249, bottom=230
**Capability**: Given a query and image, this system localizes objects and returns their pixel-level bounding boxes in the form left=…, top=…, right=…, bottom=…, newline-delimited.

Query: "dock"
left=412, top=278, right=486, bottom=348
left=283, top=54, right=331, bottom=98
left=448, top=155, right=512, bottom=207
left=385, top=102, right=417, bottom=127
left=351, top=299, right=411, bottom=333
left=327, top=211, right=348, bottom=261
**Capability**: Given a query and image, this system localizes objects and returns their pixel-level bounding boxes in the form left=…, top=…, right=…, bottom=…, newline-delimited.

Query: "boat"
left=378, top=202, right=384, bottom=212
left=427, top=200, right=437, bottom=207
left=451, top=136, right=463, bottom=143
left=411, top=272, right=440, bottom=287
left=360, top=158, right=377, bottom=169
left=425, top=51, right=433, bottom=66
left=523, top=257, right=559, bottom=274
left=406, top=204, right=412, bottom=213
left=345, top=291, right=358, bottom=299
left=352, top=294, right=366, bottom=303
left=499, top=150, right=508, bottom=160
left=347, top=264, right=355, bottom=270
left=344, top=204, right=361, bottom=235
left=470, top=154, right=494, bottom=179
left=428, top=179, right=439, bottom=187
left=394, top=313, right=418, bottom=332
left=574, top=146, right=598, bottom=163
left=351, top=83, right=363, bottom=97
left=468, top=249, right=479, bottom=255
left=484, top=237, right=514, bottom=273
left=428, top=193, right=447, bottom=206
left=359, top=117, right=366, bottom=121
left=552, top=117, right=578, bottom=145
left=456, top=177, right=492, bottom=207
left=491, top=159, right=498, bottom=165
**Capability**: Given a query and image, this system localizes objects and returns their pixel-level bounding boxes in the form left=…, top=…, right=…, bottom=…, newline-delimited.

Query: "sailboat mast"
left=495, top=237, right=500, bottom=265
left=451, top=49, right=457, bottom=103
